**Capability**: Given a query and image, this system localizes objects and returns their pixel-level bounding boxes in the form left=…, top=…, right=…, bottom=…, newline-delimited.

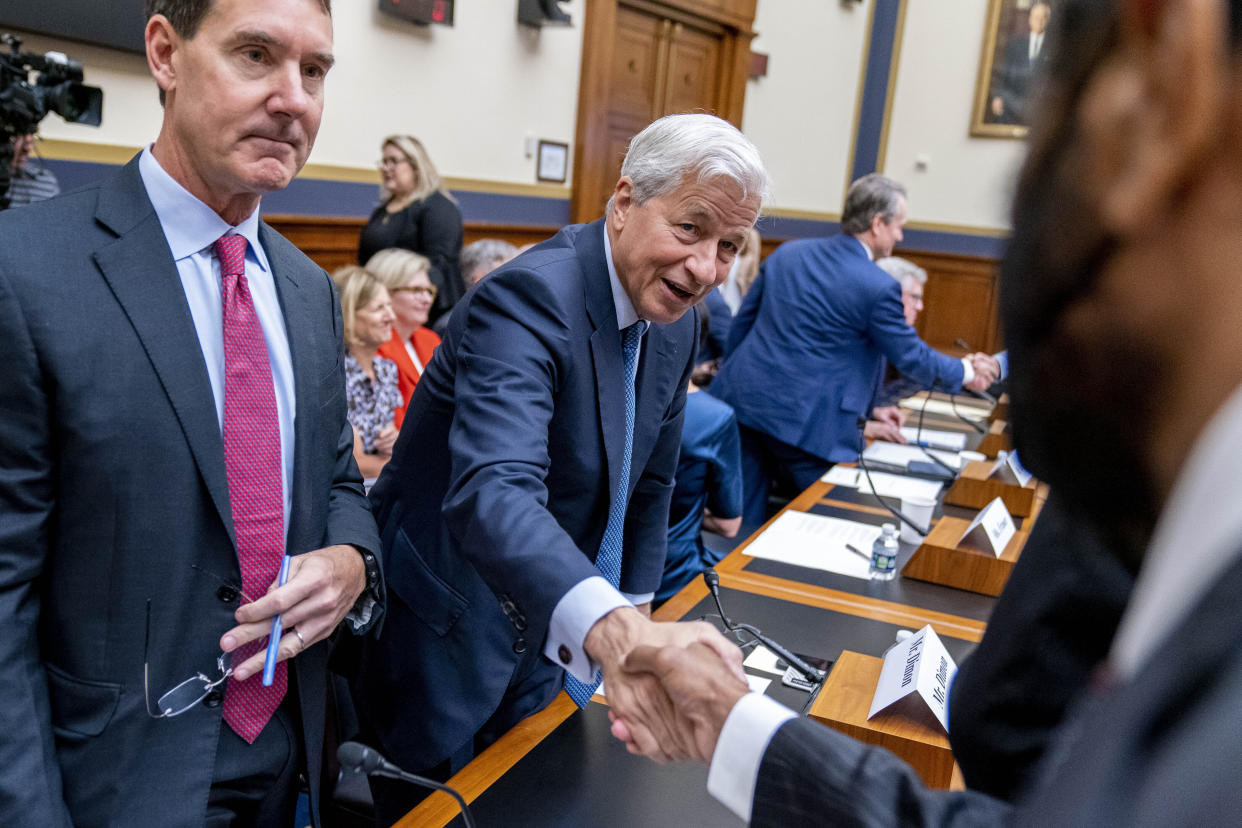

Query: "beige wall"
left=742, top=0, right=870, bottom=217
left=12, top=0, right=1024, bottom=230
left=881, top=0, right=1025, bottom=231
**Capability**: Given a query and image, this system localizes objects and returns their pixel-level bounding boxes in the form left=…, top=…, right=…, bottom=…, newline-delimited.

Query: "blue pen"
left=262, top=554, right=292, bottom=686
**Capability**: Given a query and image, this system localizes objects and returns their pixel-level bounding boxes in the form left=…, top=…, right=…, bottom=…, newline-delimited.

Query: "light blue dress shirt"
left=137, top=147, right=296, bottom=535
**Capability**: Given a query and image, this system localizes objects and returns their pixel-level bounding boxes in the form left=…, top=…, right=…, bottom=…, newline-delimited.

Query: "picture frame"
left=970, top=0, right=1054, bottom=139
left=536, top=140, right=569, bottom=184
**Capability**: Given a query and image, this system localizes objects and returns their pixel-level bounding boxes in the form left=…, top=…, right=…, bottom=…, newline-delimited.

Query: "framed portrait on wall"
left=970, top=0, right=1053, bottom=138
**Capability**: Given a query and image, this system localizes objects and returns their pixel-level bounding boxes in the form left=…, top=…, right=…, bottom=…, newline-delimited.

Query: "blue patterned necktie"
left=565, top=320, right=648, bottom=708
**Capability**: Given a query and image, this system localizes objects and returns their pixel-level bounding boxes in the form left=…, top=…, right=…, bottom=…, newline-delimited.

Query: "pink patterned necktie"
left=214, top=234, right=287, bottom=744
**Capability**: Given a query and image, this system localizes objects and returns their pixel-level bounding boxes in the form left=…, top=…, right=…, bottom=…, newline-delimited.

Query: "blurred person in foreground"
left=617, top=0, right=1242, bottom=824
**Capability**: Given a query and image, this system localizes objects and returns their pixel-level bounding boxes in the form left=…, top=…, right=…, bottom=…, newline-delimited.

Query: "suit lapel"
left=260, top=222, right=317, bottom=553
left=91, top=159, right=236, bottom=546
left=581, top=220, right=626, bottom=499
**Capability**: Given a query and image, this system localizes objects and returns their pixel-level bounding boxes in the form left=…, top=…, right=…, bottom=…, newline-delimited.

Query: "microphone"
left=855, top=418, right=930, bottom=538
left=337, top=741, right=477, bottom=828
left=702, top=570, right=824, bottom=683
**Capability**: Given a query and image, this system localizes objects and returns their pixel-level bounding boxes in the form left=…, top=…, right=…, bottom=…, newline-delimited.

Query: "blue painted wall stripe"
left=851, top=0, right=902, bottom=183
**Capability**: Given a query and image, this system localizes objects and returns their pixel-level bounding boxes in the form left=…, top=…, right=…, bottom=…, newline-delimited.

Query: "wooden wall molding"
left=265, top=215, right=1001, bottom=354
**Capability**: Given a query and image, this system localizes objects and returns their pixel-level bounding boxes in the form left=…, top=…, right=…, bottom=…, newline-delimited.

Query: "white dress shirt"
left=542, top=223, right=655, bottom=683
left=1110, top=383, right=1242, bottom=679
left=138, top=147, right=296, bottom=535
left=707, top=381, right=1242, bottom=823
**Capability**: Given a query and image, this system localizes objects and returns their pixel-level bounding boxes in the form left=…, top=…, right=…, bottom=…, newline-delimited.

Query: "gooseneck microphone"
left=337, top=741, right=477, bottom=828
left=856, top=417, right=930, bottom=538
left=702, top=570, right=824, bottom=683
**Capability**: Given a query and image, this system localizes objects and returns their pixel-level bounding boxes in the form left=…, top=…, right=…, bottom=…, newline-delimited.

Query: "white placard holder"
left=957, top=497, right=1016, bottom=558
left=867, top=625, right=957, bottom=732
left=988, top=450, right=1033, bottom=487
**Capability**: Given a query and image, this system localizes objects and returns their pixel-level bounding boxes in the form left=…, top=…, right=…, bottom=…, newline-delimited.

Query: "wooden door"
left=571, top=0, right=755, bottom=223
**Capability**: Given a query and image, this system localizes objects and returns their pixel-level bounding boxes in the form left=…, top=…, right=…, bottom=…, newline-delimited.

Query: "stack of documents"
left=863, top=441, right=962, bottom=471
left=899, top=395, right=989, bottom=421
left=899, top=427, right=967, bottom=451
left=744, top=510, right=881, bottom=579
left=822, top=466, right=944, bottom=501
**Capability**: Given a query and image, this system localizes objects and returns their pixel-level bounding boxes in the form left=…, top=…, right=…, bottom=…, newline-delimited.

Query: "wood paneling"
left=263, top=215, right=561, bottom=274
left=571, top=0, right=756, bottom=224
left=266, top=214, right=1003, bottom=356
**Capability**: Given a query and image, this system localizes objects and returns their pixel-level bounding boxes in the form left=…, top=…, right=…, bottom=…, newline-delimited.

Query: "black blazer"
left=0, top=157, right=380, bottom=827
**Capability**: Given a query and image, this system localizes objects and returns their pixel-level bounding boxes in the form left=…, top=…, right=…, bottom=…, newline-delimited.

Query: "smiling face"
left=389, top=269, right=436, bottom=330
left=607, top=176, right=759, bottom=325
left=353, top=285, right=395, bottom=349
left=147, top=0, right=334, bottom=223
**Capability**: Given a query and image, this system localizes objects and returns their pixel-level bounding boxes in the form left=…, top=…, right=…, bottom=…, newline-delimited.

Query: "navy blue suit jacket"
left=349, top=219, right=697, bottom=771
left=711, top=234, right=964, bottom=463
left=0, top=157, right=380, bottom=827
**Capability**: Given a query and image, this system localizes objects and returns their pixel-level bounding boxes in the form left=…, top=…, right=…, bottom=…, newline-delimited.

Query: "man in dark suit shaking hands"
left=711, top=173, right=999, bottom=526
left=618, top=0, right=1242, bottom=823
left=0, top=1, right=382, bottom=825
left=347, top=113, right=764, bottom=825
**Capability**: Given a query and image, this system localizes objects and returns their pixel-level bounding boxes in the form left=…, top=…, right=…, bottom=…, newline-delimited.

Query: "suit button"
left=203, top=690, right=224, bottom=708
left=513, top=638, right=527, bottom=655
left=216, top=585, right=239, bottom=604
left=557, top=645, right=571, bottom=665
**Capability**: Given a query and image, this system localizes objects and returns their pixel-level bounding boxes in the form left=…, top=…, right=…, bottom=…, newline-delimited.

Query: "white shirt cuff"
left=621, top=590, right=654, bottom=606
left=544, top=576, right=631, bottom=682
left=960, top=357, right=975, bottom=386
left=706, top=692, right=796, bottom=823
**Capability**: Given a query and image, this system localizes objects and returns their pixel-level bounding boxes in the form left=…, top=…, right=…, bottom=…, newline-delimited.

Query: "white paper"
left=743, top=645, right=784, bottom=676
left=899, top=396, right=989, bottom=421
left=746, top=674, right=773, bottom=694
left=899, top=427, right=967, bottom=451
left=743, top=510, right=880, bottom=579
left=959, top=497, right=1016, bottom=557
left=823, top=466, right=944, bottom=503
left=867, top=624, right=957, bottom=732
left=864, top=441, right=962, bottom=471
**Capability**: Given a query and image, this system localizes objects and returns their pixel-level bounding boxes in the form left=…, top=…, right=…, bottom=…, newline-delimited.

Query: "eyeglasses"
left=143, top=566, right=254, bottom=719
left=392, top=284, right=438, bottom=298
left=378, top=156, right=409, bottom=169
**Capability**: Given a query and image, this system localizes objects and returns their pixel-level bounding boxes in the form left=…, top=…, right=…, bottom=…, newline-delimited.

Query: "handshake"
left=963, top=352, right=1001, bottom=393
left=585, top=606, right=751, bottom=764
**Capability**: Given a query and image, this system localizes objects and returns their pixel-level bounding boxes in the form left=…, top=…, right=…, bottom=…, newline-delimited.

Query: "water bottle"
left=869, top=523, right=899, bottom=581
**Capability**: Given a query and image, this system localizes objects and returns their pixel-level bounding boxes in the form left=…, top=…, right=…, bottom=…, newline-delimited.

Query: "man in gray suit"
left=0, top=1, right=381, bottom=825
left=614, top=0, right=1242, bottom=823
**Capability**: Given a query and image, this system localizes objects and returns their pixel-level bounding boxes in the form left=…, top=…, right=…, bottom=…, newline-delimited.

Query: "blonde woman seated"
left=332, top=265, right=402, bottom=483
left=367, top=247, right=442, bottom=428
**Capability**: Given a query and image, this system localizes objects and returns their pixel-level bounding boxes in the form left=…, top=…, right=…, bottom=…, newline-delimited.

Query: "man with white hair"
left=346, top=113, right=766, bottom=823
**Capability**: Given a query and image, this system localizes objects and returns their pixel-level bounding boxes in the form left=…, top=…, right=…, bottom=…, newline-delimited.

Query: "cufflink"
left=558, top=645, right=572, bottom=665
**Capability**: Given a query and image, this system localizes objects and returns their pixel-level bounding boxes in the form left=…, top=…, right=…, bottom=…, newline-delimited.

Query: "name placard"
left=988, top=450, right=1033, bottom=487
left=958, top=497, right=1015, bottom=557
left=868, top=625, right=957, bottom=732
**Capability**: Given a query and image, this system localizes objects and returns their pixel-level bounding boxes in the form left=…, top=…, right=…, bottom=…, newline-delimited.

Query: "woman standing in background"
left=358, top=135, right=464, bottom=324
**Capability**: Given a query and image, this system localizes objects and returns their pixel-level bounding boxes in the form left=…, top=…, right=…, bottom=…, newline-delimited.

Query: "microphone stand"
left=702, top=570, right=824, bottom=683
left=337, top=742, right=477, bottom=828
